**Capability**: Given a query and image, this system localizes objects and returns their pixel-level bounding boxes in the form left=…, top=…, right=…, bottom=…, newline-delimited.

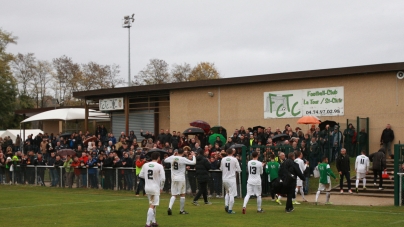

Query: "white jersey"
left=355, top=154, right=370, bottom=173
left=247, top=160, right=263, bottom=185
left=294, top=158, right=306, bottom=181
left=139, top=161, right=165, bottom=195
left=164, top=155, right=196, bottom=181
left=220, top=156, right=241, bottom=182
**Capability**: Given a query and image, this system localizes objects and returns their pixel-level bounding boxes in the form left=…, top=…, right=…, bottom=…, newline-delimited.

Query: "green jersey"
left=266, top=161, right=279, bottom=182
left=318, top=162, right=336, bottom=184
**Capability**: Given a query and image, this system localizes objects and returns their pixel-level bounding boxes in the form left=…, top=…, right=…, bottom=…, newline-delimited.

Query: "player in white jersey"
left=294, top=151, right=308, bottom=203
left=242, top=151, right=264, bottom=214
left=355, top=150, right=369, bottom=193
left=139, top=152, right=166, bottom=227
left=164, top=149, right=196, bottom=215
left=220, top=148, right=241, bottom=214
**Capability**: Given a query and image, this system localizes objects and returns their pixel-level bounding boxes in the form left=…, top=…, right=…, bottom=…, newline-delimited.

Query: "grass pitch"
left=0, top=185, right=402, bottom=227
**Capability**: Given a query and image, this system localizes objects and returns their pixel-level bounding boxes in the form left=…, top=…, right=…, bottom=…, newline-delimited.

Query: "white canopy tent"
left=0, top=129, right=43, bottom=141
left=21, top=108, right=109, bottom=123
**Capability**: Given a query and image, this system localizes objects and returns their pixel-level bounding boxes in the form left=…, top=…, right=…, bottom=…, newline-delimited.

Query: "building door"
left=112, top=110, right=155, bottom=140
left=345, top=117, right=369, bottom=156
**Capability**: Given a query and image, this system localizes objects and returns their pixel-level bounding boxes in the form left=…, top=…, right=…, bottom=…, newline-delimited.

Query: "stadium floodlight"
left=122, top=14, right=135, bottom=86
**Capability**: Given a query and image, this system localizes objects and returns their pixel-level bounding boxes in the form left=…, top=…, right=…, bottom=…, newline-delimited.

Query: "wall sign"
left=99, top=97, right=124, bottom=111
left=264, top=86, right=344, bottom=118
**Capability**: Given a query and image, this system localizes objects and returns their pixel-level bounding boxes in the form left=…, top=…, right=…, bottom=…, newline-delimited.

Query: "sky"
left=1, top=0, right=404, bottom=85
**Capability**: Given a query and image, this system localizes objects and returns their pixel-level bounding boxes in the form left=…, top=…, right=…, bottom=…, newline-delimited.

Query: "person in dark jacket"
left=103, top=152, right=115, bottom=190
left=369, top=148, right=386, bottom=189
left=279, top=152, right=305, bottom=213
left=34, top=153, right=46, bottom=186
left=53, top=155, right=64, bottom=187
left=380, top=124, right=394, bottom=158
left=121, top=152, right=133, bottom=191
left=336, top=148, right=352, bottom=194
left=192, top=149, right=212, bottom=205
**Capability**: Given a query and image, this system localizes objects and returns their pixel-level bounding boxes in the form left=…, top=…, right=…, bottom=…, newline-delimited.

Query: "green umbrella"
left=211, top=126, right=226, bottom=134
left=209, top=133, right=226, bottom=145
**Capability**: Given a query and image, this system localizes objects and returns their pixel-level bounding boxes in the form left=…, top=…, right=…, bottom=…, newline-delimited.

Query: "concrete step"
left=329, top=191, right=394, bottom=198
left=337, top=184, right=394, bottom=190
left=347, top=178, right=394, bottom=183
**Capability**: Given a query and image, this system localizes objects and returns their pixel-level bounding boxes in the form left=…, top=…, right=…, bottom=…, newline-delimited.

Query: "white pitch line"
left=304, top=207, right=403, bottom=215
left=390, top=220, right=404, bottom=225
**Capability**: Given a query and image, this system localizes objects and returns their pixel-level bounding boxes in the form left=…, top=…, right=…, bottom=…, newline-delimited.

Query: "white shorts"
left=297, top=179, right=303, bottom=187
left=223, top=181, right=238, bottom=197
left=246, top=184, right=261, bottom=196
left=171, top=181, right=186, bottom=195
left=356, top=172, right=366, bottom=180
left=318, top=183, right=332, bottom=192
left=148, top=195, right=160, bottom=206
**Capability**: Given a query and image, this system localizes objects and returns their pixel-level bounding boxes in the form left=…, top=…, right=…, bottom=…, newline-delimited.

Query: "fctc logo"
left=267, top=93, right=301, bottom=117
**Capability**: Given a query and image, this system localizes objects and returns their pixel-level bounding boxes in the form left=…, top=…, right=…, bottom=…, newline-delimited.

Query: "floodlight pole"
left=123, top=14, right=135, bottom=87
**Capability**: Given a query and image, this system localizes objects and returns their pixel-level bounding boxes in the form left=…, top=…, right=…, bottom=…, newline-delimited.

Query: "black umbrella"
left=319, top=120, right=338, bottom=131
left=253, top=126, right=265, bottom=132
left=145, top=148, right=168, bottom=160
left=230, top=143, right=246, bottom=149
left=183, top=127, right=205, bottom=135
left=272, top=134, right=289, bottom=142
left=60, top=132, right=72, bottom=138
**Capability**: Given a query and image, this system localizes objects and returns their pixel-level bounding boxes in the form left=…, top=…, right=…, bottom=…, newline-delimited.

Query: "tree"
left=105, top=64, right=124, bottom=88
left=0, top=28, right=18, bottom=129
left=188, top=62, right=221, bottom=81
left=12, top=53, right=36, bottom=95
left=135, top=59, right=170, bottom=85
left=81, top=61, right=107, bottom=91
left=171, top=63, right=191, bottom=82
left=32, top=60, right=53, bottom=108
left=52, top=55, right=81, bottom=105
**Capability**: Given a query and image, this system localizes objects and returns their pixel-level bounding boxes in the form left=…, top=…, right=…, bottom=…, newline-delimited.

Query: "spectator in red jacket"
left=70, top=156, right=82, bottom=188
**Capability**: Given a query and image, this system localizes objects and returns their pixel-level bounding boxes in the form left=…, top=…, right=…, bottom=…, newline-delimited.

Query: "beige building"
left=74, top=62, right=404, bottom=154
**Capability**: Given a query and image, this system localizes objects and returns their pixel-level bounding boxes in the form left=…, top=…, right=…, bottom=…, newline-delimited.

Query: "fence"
left=2, top=165, right=243, bottom=198
left=394, top=144, right=404, bottom=206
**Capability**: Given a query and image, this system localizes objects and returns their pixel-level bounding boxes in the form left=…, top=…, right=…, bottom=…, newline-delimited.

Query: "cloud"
left=1, top=0, right=404, bottom=83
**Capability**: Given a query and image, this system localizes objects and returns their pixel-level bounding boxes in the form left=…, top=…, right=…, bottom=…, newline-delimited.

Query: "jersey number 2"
left=148, top=170, right=153, bottom=179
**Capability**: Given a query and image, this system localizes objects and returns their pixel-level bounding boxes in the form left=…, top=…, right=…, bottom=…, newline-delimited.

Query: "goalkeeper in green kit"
left=315, top=156, right=338, bottom=205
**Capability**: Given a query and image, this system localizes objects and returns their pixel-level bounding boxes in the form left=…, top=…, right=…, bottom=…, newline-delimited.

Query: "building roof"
left=73, top=62, right=404, bottom=99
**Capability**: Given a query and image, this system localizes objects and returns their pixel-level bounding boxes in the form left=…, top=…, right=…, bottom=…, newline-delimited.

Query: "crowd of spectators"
left=0, top=123, right=350, bottom=196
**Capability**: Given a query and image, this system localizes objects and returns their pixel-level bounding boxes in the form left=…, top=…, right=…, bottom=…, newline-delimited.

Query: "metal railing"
left=394, top=144, right=404, bottom=206
left=398, top=173, right=404, bottom=207
left=3, top=165, right=243, bottom=198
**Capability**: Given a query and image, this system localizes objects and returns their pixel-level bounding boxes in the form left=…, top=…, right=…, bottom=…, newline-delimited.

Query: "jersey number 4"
left=148, top=170, right=153, bottom=179
left=225, top=163, right=230, bottom=171
left=250, top=166, right=257, bottom=174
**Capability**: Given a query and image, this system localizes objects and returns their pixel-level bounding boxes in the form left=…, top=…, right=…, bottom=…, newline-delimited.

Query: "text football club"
left=264, top=86, right=344, bottom=118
